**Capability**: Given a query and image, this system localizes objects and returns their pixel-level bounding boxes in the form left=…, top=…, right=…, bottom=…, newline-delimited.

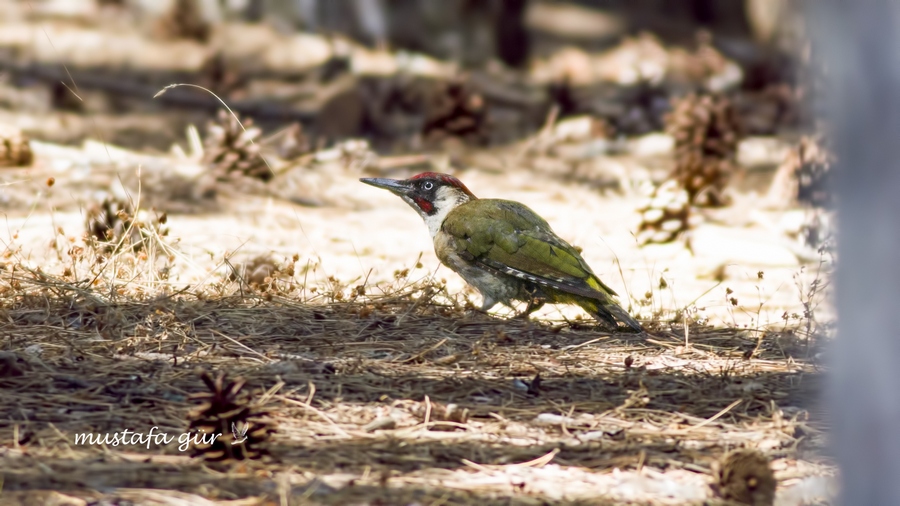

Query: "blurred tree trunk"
left=493, top=0, right=530, bottom=68
left=812, top=2, right=900, bottom=504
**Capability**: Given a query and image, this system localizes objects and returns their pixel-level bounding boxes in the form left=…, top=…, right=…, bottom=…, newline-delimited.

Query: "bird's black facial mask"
left=407, top=178, right=440, bottom=215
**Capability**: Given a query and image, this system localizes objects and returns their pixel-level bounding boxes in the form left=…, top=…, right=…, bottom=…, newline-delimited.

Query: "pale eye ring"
left=423, top=181, right=434, bottom=190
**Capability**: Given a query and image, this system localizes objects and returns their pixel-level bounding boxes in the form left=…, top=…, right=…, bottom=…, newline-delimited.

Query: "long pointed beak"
left=359, top=177, right=411, bottom=195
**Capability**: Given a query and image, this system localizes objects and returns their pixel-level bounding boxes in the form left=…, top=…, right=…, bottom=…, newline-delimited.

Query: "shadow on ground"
left=0, top=287, right=827, bottom=504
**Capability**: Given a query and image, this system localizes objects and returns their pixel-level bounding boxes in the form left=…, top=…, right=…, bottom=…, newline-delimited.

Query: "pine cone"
left=666, top=93, right=743, bottom=207
left=0, top=126, right=33, bottom=168
left=422, top=78, right=489, bottom=145
left=204, top=110, right=272, bottom=182
left=187, top=371, right=275, bottom=461
left=84, top=196, right=139, bottom=253
left=712, top=449, right=777, bottom=506
left=155, top=0, right=210, bottom=42
left=636, top=180, right=694, bottom=244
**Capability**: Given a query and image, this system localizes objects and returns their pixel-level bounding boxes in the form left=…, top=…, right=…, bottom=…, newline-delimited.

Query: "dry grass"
left=0, top=215, right=833, bottom=505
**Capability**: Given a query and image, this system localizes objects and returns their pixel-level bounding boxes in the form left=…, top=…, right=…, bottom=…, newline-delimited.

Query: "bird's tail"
left=579, top=297, right=643, bottom=333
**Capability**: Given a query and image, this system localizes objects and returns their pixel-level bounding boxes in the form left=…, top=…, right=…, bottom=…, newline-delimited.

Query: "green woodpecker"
left=360, top=172, right=643, bottom=331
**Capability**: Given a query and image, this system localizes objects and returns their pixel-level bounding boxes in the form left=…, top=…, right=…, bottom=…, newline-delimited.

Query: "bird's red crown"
left=409, top=172, right=476, bottom=199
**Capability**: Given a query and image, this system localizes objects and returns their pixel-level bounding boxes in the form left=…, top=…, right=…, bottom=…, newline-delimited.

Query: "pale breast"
left=433, top=230, right=522, bottom=306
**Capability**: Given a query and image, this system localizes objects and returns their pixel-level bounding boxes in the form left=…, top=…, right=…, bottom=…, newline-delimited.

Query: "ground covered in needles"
left=0, top=227, right=833, bottom=504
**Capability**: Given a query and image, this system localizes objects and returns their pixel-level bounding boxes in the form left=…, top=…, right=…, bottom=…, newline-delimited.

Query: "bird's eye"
left=423, top=181, right=434, bottom=190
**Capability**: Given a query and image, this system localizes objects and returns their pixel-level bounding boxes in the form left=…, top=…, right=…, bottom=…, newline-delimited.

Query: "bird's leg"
left=516, top=287, right=546, bottom=320
left=519, top=298, right=546, bottom=319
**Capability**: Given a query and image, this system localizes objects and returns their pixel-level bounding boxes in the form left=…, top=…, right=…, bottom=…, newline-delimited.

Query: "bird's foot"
left=515, top=297, right=546, bottom=320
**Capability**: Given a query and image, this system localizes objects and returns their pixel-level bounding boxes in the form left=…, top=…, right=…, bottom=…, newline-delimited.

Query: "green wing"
left=442, top=199, right=618, bottom=299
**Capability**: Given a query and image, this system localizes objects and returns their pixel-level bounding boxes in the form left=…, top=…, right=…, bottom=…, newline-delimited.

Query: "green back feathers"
left=442, top=199, right=618, bottom=300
